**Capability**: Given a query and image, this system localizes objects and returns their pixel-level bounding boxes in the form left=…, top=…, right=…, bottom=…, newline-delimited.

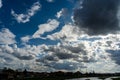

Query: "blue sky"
left=0, top=0, right=120, bottom=73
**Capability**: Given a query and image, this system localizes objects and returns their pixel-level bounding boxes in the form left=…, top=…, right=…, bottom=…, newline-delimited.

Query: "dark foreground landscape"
left=0, top=68, right=120, bottom=80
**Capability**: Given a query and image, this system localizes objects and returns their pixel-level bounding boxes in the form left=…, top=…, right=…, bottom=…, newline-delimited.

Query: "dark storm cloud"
left=73, top=0, right=120, bottom=35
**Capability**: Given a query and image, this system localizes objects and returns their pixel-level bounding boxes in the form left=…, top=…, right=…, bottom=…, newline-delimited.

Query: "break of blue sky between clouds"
left=0, top=0, right=120, bottom=73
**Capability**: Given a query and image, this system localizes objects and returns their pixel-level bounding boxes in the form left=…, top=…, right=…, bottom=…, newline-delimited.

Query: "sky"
left=0, top=0, right=120, bottom=73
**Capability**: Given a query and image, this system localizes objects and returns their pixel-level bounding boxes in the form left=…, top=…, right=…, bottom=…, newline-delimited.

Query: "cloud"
left=44, top=45, right=79, bottom=60
left=18, top=21, right=120, bottom=72
left=36, top=42, right=101, bottom=71
left=0, top=0, right=2, bottom=8
left=32, top=19, right=59, bottom=38
left=43, top=22, right=120, bottom=72
left=48, top=61, right=82, bottom=71
left=0, top=28, right=16, bottom=45
left=56, top=8, right=69, bottom=19
left=12, top=48, right=35, bottom=60
left=21, top=36, right=31, bottom=43
left=21, top=19, right=59, bottom=43
left=73, top=0, right=120, bottom=35
left=11, top=2, right=41, bottom=23
left=67, top=0, right=75, bottom=3
left=1, top=29, right=120, bottom=72
left=1, top=24, right=120, bottom=72
left=47, top=24, right=80, bottom=41
left=0, top=42, right=42, bottom=70
left=46, top=0, right=55, bottom=3
left=0, top=44, right=36, bottom=60
left=106, top=50, right=120, bottom=65
left=0, top=41, right=53, bottom=71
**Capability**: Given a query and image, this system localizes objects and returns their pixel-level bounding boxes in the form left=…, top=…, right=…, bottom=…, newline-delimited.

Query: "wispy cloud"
left=46, top=0, right=55, bottom=3
left=0, top=0, right=2, bottom=8
left=56, top=8, right=68, bottom=19
left=11, top=2, right=41, bottom=23
left=33, top=19, right=59, bottom=38
left=21, top=19, right=59, bottom=43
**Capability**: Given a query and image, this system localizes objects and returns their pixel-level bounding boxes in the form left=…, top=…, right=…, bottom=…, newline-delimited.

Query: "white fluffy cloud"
left=11, top=2, right=41, bottom=23
left=0, top=0, right=2, bottom=8
left=0, top=28, right=16, bottom=45
left=33, top=19, right=59, bottom=38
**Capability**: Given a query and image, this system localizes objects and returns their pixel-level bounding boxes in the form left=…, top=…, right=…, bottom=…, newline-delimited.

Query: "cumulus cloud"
left=0, top=41, right=43, bottom=70
left=14, top=20, right=120, bottom=72
left=0, top=28, right=16, bottom=45
left=40, top=21, right=120, bottom=72
left=11, top=2, right=41, bottom=23
left=73, top=0, right=120, bottom=35
left=33, top=19, right=59, bottom=38
left=1, top=27, right=120, bottom=72
left=0, top=0, right=2, bottom=8
left=0, top=40, right=54, bottom=71
left=12, top=48, right=35, bottom=60
left=0, top=44, right=35, bottom=60
left=1, top=16, right=120, bottom=72
left=36, top=42, right=100, bottom=71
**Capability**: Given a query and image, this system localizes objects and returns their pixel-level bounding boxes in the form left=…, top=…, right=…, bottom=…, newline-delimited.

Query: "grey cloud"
left=73, top=0, right=120, bottom=35
left=36, top=58, right=85, bottom=71
left=106, top=50, right=120, bottom=65
left=13, top=53, right=34, bottom=60
left=55, top=52, right=78, bottom=59
left=36, top=43, right=97, bottom=71
left=0, top=55, right=13, bottom=63
left=64, top=44, right=85, bottom=53
left=0, top=44, right=35, bottom=60
left=41, top=44, right=97, bottom=63
left=50, top=62, right=80, bottom=70
left=36, top=54, right=58, bottom=62
left=12, top=49, right=35, bottom=60
left=43, top=55, right=58, bottom=61
left=44, top=46, right=80, bottom=60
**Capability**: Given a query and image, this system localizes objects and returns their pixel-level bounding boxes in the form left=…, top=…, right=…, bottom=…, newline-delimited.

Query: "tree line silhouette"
left=0, top=67, right=120, bottom=80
